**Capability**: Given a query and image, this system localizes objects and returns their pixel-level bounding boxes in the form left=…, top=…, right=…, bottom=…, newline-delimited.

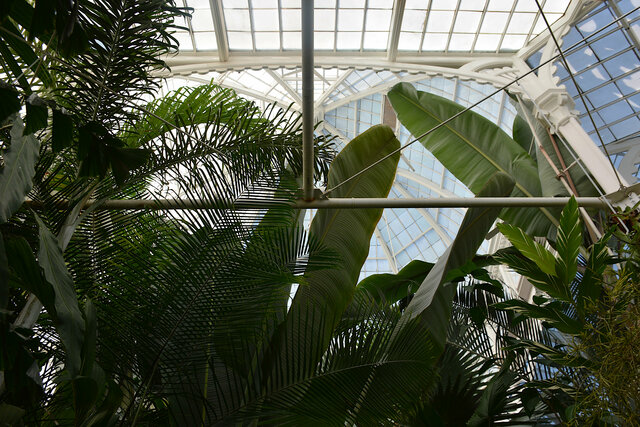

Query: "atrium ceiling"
left=159, top=0, right=640, bottom=278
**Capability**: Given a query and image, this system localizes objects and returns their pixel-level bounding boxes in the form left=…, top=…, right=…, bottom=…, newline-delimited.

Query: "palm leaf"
left=0, top=118, right=40, bottom=223
left=556, top=197, right=581, bottom=288
left=51, top=0, right=184, bottom=128
left=497, top=223, right=557, bottom=275
left=45, top=84, right=336, bottom=423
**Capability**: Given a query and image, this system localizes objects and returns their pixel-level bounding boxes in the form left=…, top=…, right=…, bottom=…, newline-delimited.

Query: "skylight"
left=176, top=0, right=571, bottom=53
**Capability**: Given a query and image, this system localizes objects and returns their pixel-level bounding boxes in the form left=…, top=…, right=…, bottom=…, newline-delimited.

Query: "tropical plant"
left=2, top=90, right=524, bottom=424
left=1, top=1, right=190, bottom=421
left=2, top=67, right=340, bottom=423
left=353, top=249, right=560, bottom=425
left=0, top=0, right=334, bottom=423
left=387, top=82, right=600, bottom=238
left=493, top=197, right=640, bottom=425
left=1, top=1, right=598, bottom=425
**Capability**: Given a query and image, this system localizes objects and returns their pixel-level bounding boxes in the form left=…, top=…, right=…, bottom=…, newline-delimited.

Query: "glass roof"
left=553, top=0, right=640, bottom=144
left=524, top=0, right=640, bottom=181
left=162, top=0, right=640, bottom=277
left=173, top=0, right=571, bottom=54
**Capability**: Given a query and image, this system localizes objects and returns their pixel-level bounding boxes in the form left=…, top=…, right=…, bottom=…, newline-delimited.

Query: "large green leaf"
left=354, top=260, right=434, bottom=306
left=274, top=124, right=400, bottom=379
left=6, top=237, right=54, bottom=307
left=512, top=114, right=537, bottom=158
left=34, top=213, right=85, bottom=378
left=556, top=197, right=581, bottom=287
left=387, top=82, right=557, bottom=236
left=512, top=109, right=565, bottom=201
left=496, top=223, right=556, bottom=275
left=0, top=118, right=40, bottom=223
left=397, top=172, right=515, bottom=352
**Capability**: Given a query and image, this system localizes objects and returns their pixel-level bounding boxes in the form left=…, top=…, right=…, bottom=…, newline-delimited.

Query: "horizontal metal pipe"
left=297, top=197, right=608, bottom=209
left=25, top=197, right=609, bottom=210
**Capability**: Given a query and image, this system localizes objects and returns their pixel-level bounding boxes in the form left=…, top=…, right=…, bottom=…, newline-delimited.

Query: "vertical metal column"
left=302, top=0, right=315, bottom=200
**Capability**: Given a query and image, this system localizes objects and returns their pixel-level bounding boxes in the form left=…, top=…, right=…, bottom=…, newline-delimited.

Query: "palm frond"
left=51, top=0, right=185, bottom=128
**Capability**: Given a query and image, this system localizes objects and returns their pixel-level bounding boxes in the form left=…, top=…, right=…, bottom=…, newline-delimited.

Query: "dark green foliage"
left=51, top=108, right=74, bottom=152
left=0, top=118, right=40, bottom=223
left=52, top=0, right=185, bottom=128
left=24, top=95, right=48, bottom=135
left=355, top=259, right=434, bottom=306
left=77, top=121, right=150, bottom=184
left=5, top=237, right=54, bottom=309
left=34, top=213, right=86, bottom=377
left=0, top=1, right=602, bottom=424
left=0, top=84, right=20, bottom=123
left=398, top=172, right=515, bottom=353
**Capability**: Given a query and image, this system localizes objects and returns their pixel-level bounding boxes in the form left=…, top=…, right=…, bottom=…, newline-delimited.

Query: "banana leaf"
left=395, top=172, right=516, bottom=353
left=513, top=100, right=598, bottom=199
left=270, top=124, right=400, bottom=381
left=388, top=82, right=557, bottom=236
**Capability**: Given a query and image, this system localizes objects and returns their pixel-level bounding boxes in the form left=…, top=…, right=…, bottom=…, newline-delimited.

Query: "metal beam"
left=321, top=122, right=350, bottom=144
left=320, top=68, right=499, bottom=112
left=160, top=53, right=513, bottom=85
left=314, top=69, right=354, bottom=108
left=374, top=228, right=398, bottom=273
left=209, top=0, right=229, bottom=62
left=266, top=69, right=303, bottom=106
left=516, top=0, right=596, bottom=61
left=603, top=136, right=640, bottom=155
left=27, top=197, right=610, bottom=211
left=386, top=0, right=406, bottom=62
left=609, top=0, right=640, bottom=54
left=171, top=75, right=297, bottom=110
left=302, top=0, right=314, bottom=201
left=180, top=0, right=197, bottom=53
